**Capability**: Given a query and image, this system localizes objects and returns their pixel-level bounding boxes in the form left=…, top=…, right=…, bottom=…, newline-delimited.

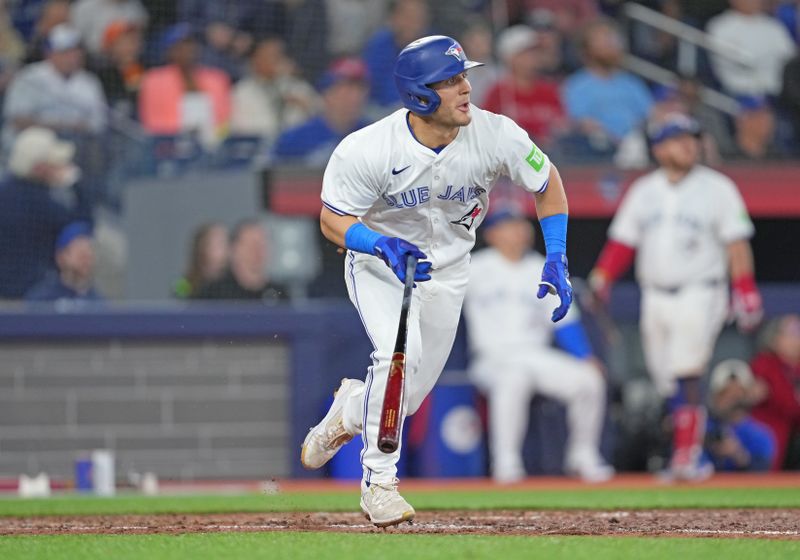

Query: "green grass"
left=0, top=532, right=798, bottom=560
left=0, top=486, right=798, bottom=518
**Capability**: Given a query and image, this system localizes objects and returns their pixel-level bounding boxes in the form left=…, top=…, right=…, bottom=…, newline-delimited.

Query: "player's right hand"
left=373, top=237, right=432, bottom=284
left=731, top=275, right=763, bottom=333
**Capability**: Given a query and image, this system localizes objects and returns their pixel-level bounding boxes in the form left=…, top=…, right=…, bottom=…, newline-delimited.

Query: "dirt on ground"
left=2, top=509, right=799, bottom=539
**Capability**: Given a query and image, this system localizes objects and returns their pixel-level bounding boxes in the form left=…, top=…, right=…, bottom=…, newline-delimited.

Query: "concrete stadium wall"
left=0, top=339, right=289, bottom=480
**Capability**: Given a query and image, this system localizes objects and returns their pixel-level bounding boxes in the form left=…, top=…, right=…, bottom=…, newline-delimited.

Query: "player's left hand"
left=537, top=252, right=573, bottom=322
left=731, top=275, right=763, bottom=333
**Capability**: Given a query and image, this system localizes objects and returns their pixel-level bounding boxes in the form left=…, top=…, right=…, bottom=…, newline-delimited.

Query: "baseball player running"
left=589, top=113, right=763, bottom=480
left=301, top=35, right=573, bottom=527
left=465, top=209, right=613, bottom=484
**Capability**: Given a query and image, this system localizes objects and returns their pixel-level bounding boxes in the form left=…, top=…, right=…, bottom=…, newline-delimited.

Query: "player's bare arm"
left=320, top=206, right=358, bottom=248
left=534, top=164, right=568, bottom=219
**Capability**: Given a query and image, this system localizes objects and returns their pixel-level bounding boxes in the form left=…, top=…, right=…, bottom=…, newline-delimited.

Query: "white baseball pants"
left=640, top=284, right=728, bottom=397
left=339, top=251, right=469, bottom=484
left=471, top=348, right=606, bottom=481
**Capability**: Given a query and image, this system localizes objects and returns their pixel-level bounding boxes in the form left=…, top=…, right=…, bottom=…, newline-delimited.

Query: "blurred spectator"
left=22, top=0, right=71, bottom=64
left=751, top=314, right=800, bottom=470
left=90, top=21, right=144, bottom=117
left=138, top=23, right=231, bottom=147
left=174, top=222, right=229, bottom=298
left=674, top=0, right=728, bottom=27
left=562, top=18, right=653, bottom=147
left=457, top=17, right=501, bottom=107
left=780, top=53, right=800, bottom=145
left=272, top=58, right=370, bottom=166
left=704, top=359, right=775, bottom=472
left=25, top=221, right=104, bottom=302
left=507, top=0, right=600, bottom=36
left=70, top=0, right=149, bottom=55
left=363, top=0, right=430, bottom=108
left=326, top=0, right=390, bottom=58
left=0, top=127, right=86, bottom=299
left=178, top=0, right=287, bottom=44
left=194, top=219, right=287, bottom=301
left=3, top=24, right=108, bottom=146
left=286, top=0, right=329, bottom=82
left=526, top=9, right=570, bottom=77
left=427, top=0, right=491, bottom=38
left=230, top=37, right=318, bottom=141
left=177, top=0, right=288, bottom=79
left=0, top=0, right=25, bottom=103
left=651, top=76, right=736, bottom=159
left=464, top=210, right=613, bottom=483
left=483, top=25, right=566, bottom=147
left=775, top=0, right=800, bottom=43
left=734, top=97, right=777, bottom=158
left=706, top=0, right=795, bottom=98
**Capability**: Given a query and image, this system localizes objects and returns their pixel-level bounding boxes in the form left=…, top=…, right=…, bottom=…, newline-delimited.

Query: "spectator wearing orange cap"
left=71, top=0, right=148, bottom=55
left=90, top=20, right=144, bottom=117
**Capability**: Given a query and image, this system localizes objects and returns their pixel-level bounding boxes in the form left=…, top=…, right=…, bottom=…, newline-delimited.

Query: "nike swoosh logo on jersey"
left=391, top=165, right=411, bottom=175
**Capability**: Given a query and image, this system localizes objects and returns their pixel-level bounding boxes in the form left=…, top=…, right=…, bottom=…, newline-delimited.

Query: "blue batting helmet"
left=394, top=35, right=483, bottom=116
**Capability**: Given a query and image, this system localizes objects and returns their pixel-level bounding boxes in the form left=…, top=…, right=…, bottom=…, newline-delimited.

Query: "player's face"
left=652, top=134, right=699, bottom=171
left=485, top=219, right=533, bottom=260
left=430, top=71, right=473, bottom=127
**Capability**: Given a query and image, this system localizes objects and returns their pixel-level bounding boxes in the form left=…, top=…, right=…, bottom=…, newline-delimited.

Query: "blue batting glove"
left=374, top=237, right=432, bottom=284
left=537, top=252, right=573, bottom=322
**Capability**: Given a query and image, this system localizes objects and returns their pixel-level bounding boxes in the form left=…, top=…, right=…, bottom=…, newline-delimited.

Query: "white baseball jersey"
left=465, top=249, right=580, bottom=361
left=608, top=165, right=754, bottom=288
left=321, top=105, right=551, bottom=269
left=465, top=248, right=605, bottom=482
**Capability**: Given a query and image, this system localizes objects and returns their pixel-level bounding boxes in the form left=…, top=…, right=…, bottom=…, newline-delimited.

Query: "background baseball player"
left=589, top=113, right=763, bottom=480
left=464, top=208, right=613, bottom=484
left=300, top=35, right=573, bottom=527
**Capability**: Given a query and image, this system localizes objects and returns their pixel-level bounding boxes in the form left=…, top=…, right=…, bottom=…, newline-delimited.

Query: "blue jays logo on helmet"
left=394, top=35, right=484, bottom=116
left=445, top=43, right=465, bottom=61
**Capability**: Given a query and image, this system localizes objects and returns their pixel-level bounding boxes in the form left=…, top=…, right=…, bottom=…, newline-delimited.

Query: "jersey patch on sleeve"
left=525, top=143, right=545, bottom=172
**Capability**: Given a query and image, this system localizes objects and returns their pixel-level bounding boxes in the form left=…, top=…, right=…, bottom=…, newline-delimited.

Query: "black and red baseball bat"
left=377, top=254, right=417, bottom=454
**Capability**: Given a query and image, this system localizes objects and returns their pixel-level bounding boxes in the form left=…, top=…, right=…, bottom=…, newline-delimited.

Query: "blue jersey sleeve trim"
left=554, top=321, right=592, bottom=359
left=322, top=200, right=352, bottom=216
left=538, top=178, right=550, bottom=193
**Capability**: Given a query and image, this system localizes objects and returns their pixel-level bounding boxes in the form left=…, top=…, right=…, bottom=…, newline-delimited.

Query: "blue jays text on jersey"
left=381, top=184, right=486, bottom=209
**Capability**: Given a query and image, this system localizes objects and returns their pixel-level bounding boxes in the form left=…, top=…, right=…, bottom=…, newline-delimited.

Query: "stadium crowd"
left=0, top=0, right=798, bottom=476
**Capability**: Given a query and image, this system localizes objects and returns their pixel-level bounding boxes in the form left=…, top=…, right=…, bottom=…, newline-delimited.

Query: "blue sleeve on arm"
left=344, top=222, right=383, bottom=255
left=540, top=213, right=568, bottom=255
left=554, top=321, right=592, bottom=359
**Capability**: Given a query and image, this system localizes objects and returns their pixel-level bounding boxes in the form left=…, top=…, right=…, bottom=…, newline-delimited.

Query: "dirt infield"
left=2, top=509, right=799, bottom=539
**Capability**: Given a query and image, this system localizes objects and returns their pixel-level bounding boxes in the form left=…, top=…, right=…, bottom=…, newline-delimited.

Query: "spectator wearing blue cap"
left=271, top=57, right=370, bottom=167
left=138, top=23, right=231, bottom=147
left=26, top=221, right=104, bottom=302
left=3, top=23, right=107, bottom=147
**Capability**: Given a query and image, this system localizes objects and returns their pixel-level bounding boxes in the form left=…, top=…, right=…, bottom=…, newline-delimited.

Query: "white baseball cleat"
left=565, top=453, right=616, bottom=484
left=360, top=478, right=415, bottom=527
left=300, top=378, right=363, bottom=470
